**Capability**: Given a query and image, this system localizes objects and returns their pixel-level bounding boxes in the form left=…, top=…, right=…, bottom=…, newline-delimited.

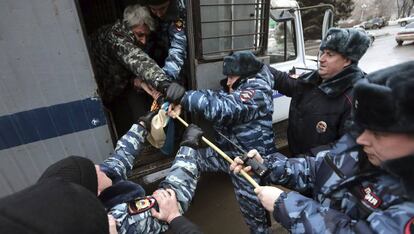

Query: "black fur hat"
left=320, top=28, right=370, bottom=62
left=222, top=51, right=263, bottom=79
left=353, top=61, right=414, bottom=133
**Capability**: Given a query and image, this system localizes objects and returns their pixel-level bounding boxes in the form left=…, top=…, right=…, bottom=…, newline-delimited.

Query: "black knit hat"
left=222, top=51, right=263, bottom=79
left=0, top=179, right=109, bottom=234
left=353, top=61, right=414, bottom=133
left=320, top=28, right=370, bottom=62
left=38, top=156, right=98, bottom=195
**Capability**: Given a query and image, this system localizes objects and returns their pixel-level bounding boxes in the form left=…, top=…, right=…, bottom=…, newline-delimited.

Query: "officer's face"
left=131, top=24, right=150, bottom=46
left=95, top=165, right=113, bottom=195
left=356, top=130, right=414, bottom=166
left=318, top=49, right=351, bottom=80
left=227, top=75, right=240, bottom=93
left=149, top=1, right=170, bottom=19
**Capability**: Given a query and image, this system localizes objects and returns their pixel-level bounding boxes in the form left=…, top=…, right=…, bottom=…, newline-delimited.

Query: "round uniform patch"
left=405, top=217, right=414, bottom=234
left=316, top=121, right=327, bottom=133
left=175, top=19, right=184, bottom=31
left=128, top=196, right=157, bottom=215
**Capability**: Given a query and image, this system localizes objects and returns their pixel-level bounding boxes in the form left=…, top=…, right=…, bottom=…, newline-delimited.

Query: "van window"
left=195, top=0, right=268, bottom=61
left=268, top=15, right=297, bottom=63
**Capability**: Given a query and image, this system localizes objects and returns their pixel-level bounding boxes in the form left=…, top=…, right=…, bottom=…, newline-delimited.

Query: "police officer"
left=231, top=61, right=414, bottom=233
left=35, top=112, right=204, bottom=233
left=269, top=28, right=370, bottom=155
left=166, top=51, right=277, bottom=233
left=144, top=0, right=187, bottom=80
left=90, top=4, right=171, bottom=136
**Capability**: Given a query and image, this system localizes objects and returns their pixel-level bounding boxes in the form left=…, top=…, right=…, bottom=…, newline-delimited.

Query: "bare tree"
left=397, top=0, right=414, bottom=18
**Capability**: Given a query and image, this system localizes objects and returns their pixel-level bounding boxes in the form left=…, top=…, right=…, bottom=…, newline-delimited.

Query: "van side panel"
left=0, top=0, right=113, bottom=197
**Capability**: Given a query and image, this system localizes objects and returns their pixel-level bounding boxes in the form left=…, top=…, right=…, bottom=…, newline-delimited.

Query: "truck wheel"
left=400, top=21, right=407, bottom=27
left=397, top=40, right=403, bottom=46
left=372, top=24, right=378, bottom=29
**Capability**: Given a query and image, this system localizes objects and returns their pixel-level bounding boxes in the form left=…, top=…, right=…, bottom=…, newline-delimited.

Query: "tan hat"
left=147, top=109, right=169, bottom=148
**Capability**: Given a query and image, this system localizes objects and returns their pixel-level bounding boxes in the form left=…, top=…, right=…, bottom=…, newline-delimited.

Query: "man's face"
left=131, top=24, right=150, bottom=46
left=227, top=75, right=240, bottom=93
left=149, top=1, right=170, bottom=19
left=95, top=165, right=112, bottom=195
left=318, top=49, right=351, bottom=80
left=356, top=130, right=414, bottom=166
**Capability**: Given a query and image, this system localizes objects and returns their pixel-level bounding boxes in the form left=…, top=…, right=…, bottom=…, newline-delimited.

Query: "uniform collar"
left=382, top=154, right=414, bottom=200
left=299, top=64, right=365, bottom=97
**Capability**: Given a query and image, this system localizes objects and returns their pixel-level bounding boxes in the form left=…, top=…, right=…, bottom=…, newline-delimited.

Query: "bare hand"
left=151, top=188, right=181, bottom=223
left=229, top=149, right=264, bottom=174
left=134, top=78, right=162, bottom=100
left=254, top=186, right=284, bottom=212
left=168, top=104, right=182, bottom=118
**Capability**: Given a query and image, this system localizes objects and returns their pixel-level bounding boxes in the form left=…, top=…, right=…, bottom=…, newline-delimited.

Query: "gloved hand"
left=158, top=81, right=172, bottom=93
left=138, top=111, right=157, bottom=130
left=180, top=124, right=204, bottom=149
left=166, top=83, right=185, bottom=104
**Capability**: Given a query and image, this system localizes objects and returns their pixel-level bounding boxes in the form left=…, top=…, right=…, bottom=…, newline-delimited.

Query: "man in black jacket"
left=269, top=28, right=370, bottom=155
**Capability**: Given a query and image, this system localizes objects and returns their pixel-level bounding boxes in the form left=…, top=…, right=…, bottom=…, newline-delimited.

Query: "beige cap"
left=147, top=109, right=169, bottom=148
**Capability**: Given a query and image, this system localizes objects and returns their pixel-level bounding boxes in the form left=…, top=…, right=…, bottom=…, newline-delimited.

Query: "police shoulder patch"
left=240, top=90, right=256, bottom=102
left=405, top=217, right=414, bottom=234
left=361, top=185, right=382, bottom=208
left=175, top=18, right=184, bottom=31
left=128, top=196, right=157, bottom=215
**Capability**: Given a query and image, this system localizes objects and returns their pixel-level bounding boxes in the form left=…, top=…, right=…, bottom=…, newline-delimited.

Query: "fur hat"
left=353, top=61, right=414, bottom=133
left=320, top=28, right=370, bottom=62
left=222, top=51, right=263, bottom=79
left=38, top=156, right=98, bottom=195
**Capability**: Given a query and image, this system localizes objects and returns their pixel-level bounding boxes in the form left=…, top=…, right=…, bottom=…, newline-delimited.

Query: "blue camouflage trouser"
left=194, top=147, right=269, bottom=234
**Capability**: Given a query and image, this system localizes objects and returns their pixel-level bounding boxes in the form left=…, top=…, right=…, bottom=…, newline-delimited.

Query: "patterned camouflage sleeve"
left=181, top=87, right=273, bottom=126
left=163, top=19, right=187, bottom=80
left=109, top=31, right=171, bottom=90
left=159, top=146, right=200, bottom=212
left=273, top=191, right=414, bottom=233
left=110, top=146, right=200, bottom=234
left=266, top=152, right=320, bottom=193
left=99, top=124, right=147, bottom=181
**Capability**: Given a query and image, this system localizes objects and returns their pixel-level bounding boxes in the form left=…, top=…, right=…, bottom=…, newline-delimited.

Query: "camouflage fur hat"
left=223, top=51, right=263, bottom=79
left=320, top=28, right=370, bottom=62
left=353, top=61, right=414, bottom=133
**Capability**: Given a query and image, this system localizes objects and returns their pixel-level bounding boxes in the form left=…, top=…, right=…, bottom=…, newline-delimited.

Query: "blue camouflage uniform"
left=149, top=0, right=187, bottom=80
left=180, top=64, right=277, bottom=233
left=99, top=123, right=199, bottom=234
left=265, top=133, right=414, bottom=233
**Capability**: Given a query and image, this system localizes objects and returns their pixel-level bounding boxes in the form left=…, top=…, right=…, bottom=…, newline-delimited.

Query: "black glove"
left=158, top=81, right=172, bottom=93
left=180, top=124, right=204, bottom=149
left=166, top=83, right=185, bottom=104
left=138, top=111, right=157, bottom=130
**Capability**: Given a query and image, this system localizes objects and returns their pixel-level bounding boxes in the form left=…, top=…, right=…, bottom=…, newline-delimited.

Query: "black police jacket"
left=269, top=64, right=365, bottom=155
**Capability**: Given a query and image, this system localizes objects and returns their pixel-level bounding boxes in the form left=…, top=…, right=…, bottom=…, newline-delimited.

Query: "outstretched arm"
left=163, top=19, right=187, bottom=80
